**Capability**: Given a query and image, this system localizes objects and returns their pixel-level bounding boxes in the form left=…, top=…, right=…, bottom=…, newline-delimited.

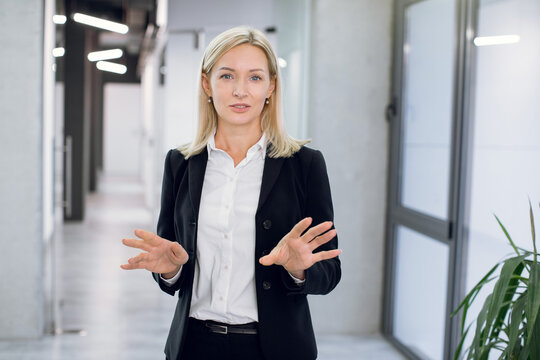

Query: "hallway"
left=0, top=175, right=403, bottom=359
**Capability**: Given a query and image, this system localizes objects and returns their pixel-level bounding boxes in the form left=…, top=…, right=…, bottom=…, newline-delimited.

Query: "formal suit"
left=152, top=144, right=341, bottom=360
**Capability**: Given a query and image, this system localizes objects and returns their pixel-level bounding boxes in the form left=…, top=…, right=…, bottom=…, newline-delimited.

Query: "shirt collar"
left=207, top=129, right=267, bottom=160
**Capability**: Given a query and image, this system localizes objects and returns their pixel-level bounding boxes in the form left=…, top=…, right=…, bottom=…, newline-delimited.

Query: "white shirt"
left=161, top=131, right=304, bottom=324
left=163, top=131, right=266, bottom=324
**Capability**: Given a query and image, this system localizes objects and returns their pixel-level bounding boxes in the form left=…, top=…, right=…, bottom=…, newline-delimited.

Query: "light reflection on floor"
left=0, top=175, right=405, bottom=360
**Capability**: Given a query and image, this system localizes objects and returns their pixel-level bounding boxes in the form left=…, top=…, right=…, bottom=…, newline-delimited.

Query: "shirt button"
left=263, top=220, right=272, bottom=230
left=262, top=281, right=272, bottom=290
left=220, top=296, right=224, bottom=301
left=224, top=234, right=228, bottom=239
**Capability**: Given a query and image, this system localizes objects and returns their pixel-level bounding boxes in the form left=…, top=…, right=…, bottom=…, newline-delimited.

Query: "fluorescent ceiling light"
left=96, top=61, right=127, bottom=74
left=53, top=15, right=67, bottom=24
left=88, top=49, right=123, bottom=62
left=73, top=13, right=129, bottom=34
left=278, top=57, right=287, bottom=68
left=474, top=35, right=520, bottom=47
left=52, top=47, right=65, bottom=57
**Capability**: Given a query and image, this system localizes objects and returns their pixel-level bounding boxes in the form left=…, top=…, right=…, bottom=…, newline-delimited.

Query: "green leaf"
left=530, top=199, right=537, bottom=264
left=453, top=324, right=471, bottom=360
left=530, top=306, right=540, bottom=360
left=490, top=258, right=526, bottom=339
left=495, top=214, right=521, bottom=256
left=471, top=292, right=492, bottom=357
left=453, top=264, right=500, bottom=359
left=506, top=293, right=526, bottom=357
left=485, top=256, right=527, bottom=339
left=525, top=262, right=540, bottom=359
left=453, top=263, right=500, bottom=319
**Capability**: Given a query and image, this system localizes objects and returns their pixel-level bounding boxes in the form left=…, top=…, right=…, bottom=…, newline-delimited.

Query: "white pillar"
left=306, top=0, right=393, bottom=335
left=0, top=0, right=53, bottom=339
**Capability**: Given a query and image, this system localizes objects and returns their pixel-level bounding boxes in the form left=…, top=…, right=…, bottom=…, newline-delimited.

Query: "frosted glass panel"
left=465, top=0, right=540, bottom=355
left=394, top=226, right=449, bottom=360
left=400, top=0, right=455, bottom=219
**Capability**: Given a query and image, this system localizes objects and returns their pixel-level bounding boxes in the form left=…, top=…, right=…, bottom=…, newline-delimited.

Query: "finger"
left=308, top=229, right=337, bottom=251
left=120, top=263, right=143, bottom=270
left=259, top=253, right=278, bottom=266
left=127, top=252, right=147, bottom=265
left=302, top=221, right=333, bottom=242
left=312, top=249, right=342, bottom=263
left=122, top=238, right=152, bottom=252
left=289, top=217, right=313, bottom=238
left=134, top=229, right=161, bottom=245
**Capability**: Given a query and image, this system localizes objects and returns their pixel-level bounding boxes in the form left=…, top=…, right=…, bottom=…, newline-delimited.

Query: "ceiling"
left=57, top=0, right=157, bottom=56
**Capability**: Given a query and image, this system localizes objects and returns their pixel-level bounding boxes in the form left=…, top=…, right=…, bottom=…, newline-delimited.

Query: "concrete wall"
left=0, top=0, right=46, bottom=338
left=307, top=0, right=393, bottom=335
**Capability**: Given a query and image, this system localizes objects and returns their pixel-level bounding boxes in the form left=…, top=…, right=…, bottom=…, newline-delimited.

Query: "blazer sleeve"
left=281, top=149, right=342, bottom=295
left=152, top=149, right=183, bottom=296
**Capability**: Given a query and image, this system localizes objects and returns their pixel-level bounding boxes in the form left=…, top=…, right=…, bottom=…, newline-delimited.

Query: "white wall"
left=0, top=0, right=49, bottom=339
left=141, top=35, right=166, bottom=219
left=168, top=0, right=274, bottom=31
left=276, top=0, right=311, bottom=139
left=162, top=33, right=202, bottom=152
left=307, top=0, right=393, bottom=335
left=103, top=84, right=143, bottom=176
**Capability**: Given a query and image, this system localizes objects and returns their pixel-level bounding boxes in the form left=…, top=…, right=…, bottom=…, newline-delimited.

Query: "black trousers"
left=173, top=317, right=265, bottom=360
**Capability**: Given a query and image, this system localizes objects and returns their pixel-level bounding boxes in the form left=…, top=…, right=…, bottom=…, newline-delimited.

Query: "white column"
left=0, top=0, right=51, bottom=339
left=306, top=0, right=393, bottom=334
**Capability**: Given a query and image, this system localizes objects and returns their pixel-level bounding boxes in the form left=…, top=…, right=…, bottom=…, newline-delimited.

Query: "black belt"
left=190, top=317, right=258, bottom=335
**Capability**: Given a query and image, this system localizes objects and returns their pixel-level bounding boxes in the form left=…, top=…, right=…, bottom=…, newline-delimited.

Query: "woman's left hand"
left=259, top=217, right=341, bottom=280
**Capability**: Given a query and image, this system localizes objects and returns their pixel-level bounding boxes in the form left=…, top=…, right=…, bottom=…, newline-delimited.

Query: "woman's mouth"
left=230, top=104, right=251, bottom=113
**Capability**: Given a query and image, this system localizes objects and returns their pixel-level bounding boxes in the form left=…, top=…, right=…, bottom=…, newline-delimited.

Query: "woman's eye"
left=220, top=74, right=232, bottom=79
left=251, top=75, right=262, bottom=81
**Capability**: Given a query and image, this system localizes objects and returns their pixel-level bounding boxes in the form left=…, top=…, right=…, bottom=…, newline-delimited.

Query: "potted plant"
left=453, top=202, right=540, bottom=360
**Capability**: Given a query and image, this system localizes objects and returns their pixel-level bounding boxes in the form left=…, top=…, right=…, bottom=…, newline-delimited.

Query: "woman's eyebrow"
left=218, top=66, right=266, bottom=73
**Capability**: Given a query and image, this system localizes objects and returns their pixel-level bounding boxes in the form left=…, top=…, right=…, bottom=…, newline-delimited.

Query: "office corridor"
left=0, top=175, right=403, bottom=359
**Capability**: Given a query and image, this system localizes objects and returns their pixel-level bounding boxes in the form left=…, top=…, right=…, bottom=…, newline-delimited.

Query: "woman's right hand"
left=120, top=229, right=189, bottom=278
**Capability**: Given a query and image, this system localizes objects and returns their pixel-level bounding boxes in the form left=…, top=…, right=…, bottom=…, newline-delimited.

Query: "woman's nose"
left=233, top=84, right=247, bottom=98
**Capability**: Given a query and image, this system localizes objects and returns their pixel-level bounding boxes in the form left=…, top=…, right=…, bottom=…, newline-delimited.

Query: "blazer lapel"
left=188, top=145, right=283, bottom=215
left=256, top=150, right=285, bottom=213
left=188, top=149, right=208, bottom=217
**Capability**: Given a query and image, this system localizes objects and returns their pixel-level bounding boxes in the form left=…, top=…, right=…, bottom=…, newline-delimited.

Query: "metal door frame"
left=382, top=0, right=478, bottom=359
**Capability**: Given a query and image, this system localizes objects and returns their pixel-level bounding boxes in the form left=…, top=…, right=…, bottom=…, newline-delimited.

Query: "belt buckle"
left=211, top=324, right=228, bottom=335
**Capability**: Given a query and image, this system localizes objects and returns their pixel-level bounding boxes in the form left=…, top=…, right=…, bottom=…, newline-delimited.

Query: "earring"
left=265, top=98, right=269, bottom=105
left=208, top=97, right=212, bottom=103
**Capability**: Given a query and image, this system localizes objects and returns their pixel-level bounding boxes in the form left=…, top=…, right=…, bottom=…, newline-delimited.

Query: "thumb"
left=259, top=253, right=277, bottom=266
left=170, top=242, right=188, bottom=264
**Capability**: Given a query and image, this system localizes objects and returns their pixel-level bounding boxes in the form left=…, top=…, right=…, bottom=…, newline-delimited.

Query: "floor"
left=0, top=175, right=406, bottom=360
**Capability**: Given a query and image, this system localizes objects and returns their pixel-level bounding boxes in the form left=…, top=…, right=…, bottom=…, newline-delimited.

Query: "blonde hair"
left=179, top=26, right=310, bottom=159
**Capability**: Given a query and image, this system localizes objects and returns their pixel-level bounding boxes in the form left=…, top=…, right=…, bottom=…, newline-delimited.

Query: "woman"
left=121, top=26, right=341, bottom=360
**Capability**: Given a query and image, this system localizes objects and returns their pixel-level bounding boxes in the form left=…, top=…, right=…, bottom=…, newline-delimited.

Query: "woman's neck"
left=214, top=122, right=263, bottom=159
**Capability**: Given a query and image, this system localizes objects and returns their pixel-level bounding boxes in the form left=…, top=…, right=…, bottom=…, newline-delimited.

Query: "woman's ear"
left=267, top=75, right=276, bottom=98
left=201, top=73, right=212, bottom=96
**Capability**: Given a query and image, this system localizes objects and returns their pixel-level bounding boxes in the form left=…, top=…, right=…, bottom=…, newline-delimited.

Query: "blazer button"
left=263, top=220, right=272, bottom=230
left=262, top=281, right=272, bottom=290
left=261, top=250, right=269, bottom=257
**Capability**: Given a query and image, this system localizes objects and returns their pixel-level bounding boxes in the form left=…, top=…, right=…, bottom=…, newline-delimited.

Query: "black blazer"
left=152, top=145, right=341, bottom=360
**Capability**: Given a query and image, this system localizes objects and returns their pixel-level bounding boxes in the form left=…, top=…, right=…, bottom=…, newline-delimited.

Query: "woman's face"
left=202, top=44, right=275, bottom=130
